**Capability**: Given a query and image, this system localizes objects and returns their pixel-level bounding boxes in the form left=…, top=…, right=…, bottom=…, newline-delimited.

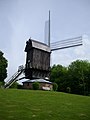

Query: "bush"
left=17, top=85, right=23, bottom=89
left=0, top=81, right=4, bottom=88
left=32, top=82, right=40, bottom=90
left=66, top=87, right=71, bottom=93
left=10, top=82, right=19, bottom=89
left=53, top=83, right=58, bottom=91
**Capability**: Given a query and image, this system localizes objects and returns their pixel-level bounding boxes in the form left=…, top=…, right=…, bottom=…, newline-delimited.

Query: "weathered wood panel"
left=25, top=39, right=51, bottom=79
left=32, top=49, right=50, bottom=70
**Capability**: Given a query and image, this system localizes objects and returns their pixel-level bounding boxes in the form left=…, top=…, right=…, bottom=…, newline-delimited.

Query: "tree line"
left=0, top=50, right=8, bottom=85
left=50, top=60, right=90, bottom=96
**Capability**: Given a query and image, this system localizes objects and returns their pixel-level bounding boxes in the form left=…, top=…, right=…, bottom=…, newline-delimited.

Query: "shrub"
left=0, top=81, right=4, bottom=88
left=53, top=83, right=58, bottom=91
left=17, top=85, right=23, bottom=89
left=66, top=87, right=71, bottom=93
left=32, top=82, right=40, bottom=90
left=10, top=82, right=19, bottom=89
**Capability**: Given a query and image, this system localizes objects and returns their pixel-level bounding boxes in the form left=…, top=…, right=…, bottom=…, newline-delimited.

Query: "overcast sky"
left=0, top=0, right=90, bottom=79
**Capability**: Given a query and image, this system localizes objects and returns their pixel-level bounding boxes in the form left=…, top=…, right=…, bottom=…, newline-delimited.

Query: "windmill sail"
left=50, top=36, right=82, bottom=51
left=44, top=20, right=49, bottom=45
left=44, top=11, right=82, bottom=50
left=44, top=10, right=50, bottom=47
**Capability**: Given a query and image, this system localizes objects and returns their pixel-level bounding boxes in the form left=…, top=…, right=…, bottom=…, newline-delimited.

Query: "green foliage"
left=50, top=60, right=90, bottom=96
left=9, top=82, right=19, bottom=88
left=17, top=84, right=23, bottom=89
left=68, top=60, right=90, bottom=95
left=10, top=82, right=23, bottom=89
left=66, top=87, right=71, bottom=93
left=53, top=83, right=58, bottom=91
left=0, top=81, right=3, bottom=88
left=50, top=64, right=67, bottom=83
left=32, top=82, right=40, bottom=90
left=0, top=50, right=8, bottom=82
left=0, top=89, right=90, bottom=120
left=50, top=64, right=68, bottom=92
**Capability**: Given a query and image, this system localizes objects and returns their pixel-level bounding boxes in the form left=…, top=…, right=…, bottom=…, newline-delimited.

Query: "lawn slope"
left=0, top=89, right=90, bottom=120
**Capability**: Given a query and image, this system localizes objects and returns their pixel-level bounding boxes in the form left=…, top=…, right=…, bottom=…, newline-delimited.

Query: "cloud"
left=51, top=34, right=90, bottom=67
left=74, top=35, right=90, bottom=60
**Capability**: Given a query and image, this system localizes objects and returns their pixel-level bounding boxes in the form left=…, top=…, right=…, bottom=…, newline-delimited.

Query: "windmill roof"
left=23, top=79, right=52, bottom=84
left=25, top=39, right=51, bottom=52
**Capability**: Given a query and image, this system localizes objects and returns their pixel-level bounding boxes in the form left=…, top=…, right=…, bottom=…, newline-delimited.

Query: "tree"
left=50, top=60, right=90, bottom=95
left=50, top=64, right=68, bottom=92
left=68, top=60, right=90, bottom=95
left=53, top=83, right=58, bottom=91
left=0, top=50, right=8, bottom=83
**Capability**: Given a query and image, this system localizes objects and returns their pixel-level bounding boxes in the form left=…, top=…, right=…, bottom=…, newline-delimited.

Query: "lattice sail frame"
left=50, top=36, right=82, bottom=51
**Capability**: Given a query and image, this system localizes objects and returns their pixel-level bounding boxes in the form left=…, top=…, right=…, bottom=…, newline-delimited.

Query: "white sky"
left=0, top=0, right=90, bottom=79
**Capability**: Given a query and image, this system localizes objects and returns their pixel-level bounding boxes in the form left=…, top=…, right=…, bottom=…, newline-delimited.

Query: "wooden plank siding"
left=32, top=49, right=50, bottom=70
left=25, top=39, right=51, bottom=79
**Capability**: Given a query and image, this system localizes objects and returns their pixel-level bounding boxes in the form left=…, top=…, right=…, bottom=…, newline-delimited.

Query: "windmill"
left=4, top=11, right=82, bottom=88
left=24, top=11, right=82, bottom=80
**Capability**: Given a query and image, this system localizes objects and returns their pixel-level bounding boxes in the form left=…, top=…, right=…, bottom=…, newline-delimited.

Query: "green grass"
left=0, top=89, right=90, bottom=120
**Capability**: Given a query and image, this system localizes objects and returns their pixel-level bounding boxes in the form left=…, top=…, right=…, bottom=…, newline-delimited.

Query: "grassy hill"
left=0, top=89, right=90, bottom=120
